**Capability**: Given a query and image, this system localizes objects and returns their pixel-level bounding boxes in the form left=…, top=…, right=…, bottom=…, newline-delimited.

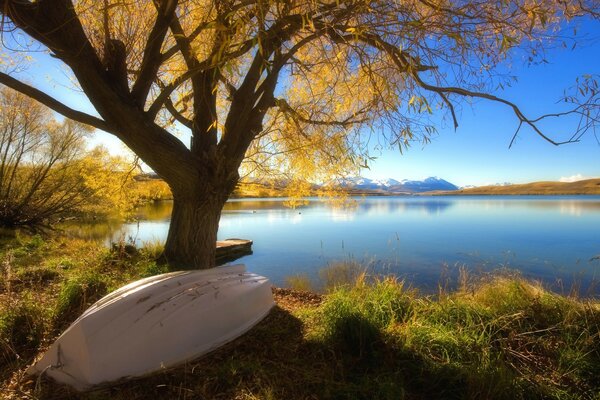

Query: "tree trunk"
left=161, top=189, right=228, bottom=270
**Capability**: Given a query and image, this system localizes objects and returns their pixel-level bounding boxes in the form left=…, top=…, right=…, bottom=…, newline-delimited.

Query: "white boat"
left=28, top=264, right=274, bottom=390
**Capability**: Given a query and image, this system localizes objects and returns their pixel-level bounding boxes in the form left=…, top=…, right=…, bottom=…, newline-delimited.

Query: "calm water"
left=102, top=196, right=600, bottom=293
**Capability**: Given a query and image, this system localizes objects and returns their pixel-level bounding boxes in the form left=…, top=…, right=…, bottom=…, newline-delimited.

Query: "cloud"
left=559, top=174, right=590, bottom=183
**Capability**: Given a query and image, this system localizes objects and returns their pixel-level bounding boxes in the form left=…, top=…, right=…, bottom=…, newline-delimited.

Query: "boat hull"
left=28, top=264, right=273, bottom=390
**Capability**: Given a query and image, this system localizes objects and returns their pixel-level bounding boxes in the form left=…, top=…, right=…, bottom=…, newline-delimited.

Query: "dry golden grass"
left=436, top=178, right=600, bottom=195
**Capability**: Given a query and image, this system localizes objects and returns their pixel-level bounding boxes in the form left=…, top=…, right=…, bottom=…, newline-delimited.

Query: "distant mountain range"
left=138, top=172, right=600, bottom=197
left=334, top=176, right=459, bottom=193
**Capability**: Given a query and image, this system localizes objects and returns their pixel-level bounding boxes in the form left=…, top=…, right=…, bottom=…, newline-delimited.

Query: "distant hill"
left=434, top=179, right=600, bottom=195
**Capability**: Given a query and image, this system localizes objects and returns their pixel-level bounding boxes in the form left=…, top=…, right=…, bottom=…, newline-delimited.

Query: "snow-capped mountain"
left=336, top=176, right=458, bottom=193
left=339, top=177, right=375, bottom=188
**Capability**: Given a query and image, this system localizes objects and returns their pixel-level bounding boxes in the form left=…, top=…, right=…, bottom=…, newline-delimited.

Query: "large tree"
left=0, top=0, right=598, bottom=269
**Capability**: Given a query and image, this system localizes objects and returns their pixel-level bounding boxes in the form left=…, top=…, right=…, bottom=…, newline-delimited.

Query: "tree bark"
left=160, top=186, right=229, bottom=270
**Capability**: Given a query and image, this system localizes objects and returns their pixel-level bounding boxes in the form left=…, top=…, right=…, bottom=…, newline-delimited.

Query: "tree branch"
left=410, top=73, right=569, bottom=147
left=147, top=69, right=196, bottom=120
left=131, top=0, right=178, bottom=107
left=344, top=30, right=574, bottom=146
left=165, top=98, right=193, bottom=129
left=274, top=98, right=369, bottom=128
left=160, top=0, right=256, bottom=63
left=0, top=72, right=112, bottom=132
left=146, top=37, right=258, bottom=121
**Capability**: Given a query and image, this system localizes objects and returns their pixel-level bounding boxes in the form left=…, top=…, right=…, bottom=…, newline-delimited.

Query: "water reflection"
left=59, top=219, right=124, bottom=241
left=358, top=198, right=454, bottom=215
left=132, top=201, right=173, bottom=221
left=455, top=196, right=600, bottom=215
left=222, top=196, right=456, bottom=216
left=70, top=195, right=600, bottom=294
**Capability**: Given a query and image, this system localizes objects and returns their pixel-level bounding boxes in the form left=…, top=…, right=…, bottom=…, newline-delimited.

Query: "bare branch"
left=410, top=73, right=572, bottom=147
left=0, top=72, right=111, bottom=132
left=345, top=31, right=578, bottom=146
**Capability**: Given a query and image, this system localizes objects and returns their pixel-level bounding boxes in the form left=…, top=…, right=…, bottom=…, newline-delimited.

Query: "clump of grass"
left=285, top=273, right=313, bottom=292
left=18, top=234, right=45, bottom=251
left=318, top=260, right=364, bottom=291
left=139, top=239, right=164, bottom=260
left=0, top=297, right=45, bottom=368
left=47, top=257, right=77, bottom=271
left=53, top=272, right=109, bottom=330
left=110, top=241, right=138, bottom=259
left=317, top=275, right=415, bottom=358
left=8, top=234, right=48, bottom=267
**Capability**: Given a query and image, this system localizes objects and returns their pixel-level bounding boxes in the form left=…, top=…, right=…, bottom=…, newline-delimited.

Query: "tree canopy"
left=0, top=0, right=598, bottom=267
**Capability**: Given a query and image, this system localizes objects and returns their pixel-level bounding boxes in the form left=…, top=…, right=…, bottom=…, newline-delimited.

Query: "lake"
left=100, top=195, right=600, bottom=294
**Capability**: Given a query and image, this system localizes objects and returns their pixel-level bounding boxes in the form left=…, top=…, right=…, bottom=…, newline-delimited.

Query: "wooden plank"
left=216, top=239, right=253, bottom=264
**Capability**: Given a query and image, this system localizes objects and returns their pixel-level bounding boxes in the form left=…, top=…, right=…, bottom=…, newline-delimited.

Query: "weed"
left=285, top=273, right=313, bottom=292
left=318, top=260, right=364, bottom=291
left=48, top=257, right=76, bottom=270
left=20, top=234, right=44, bottom=251
left=318, top=277, right=414, bottom=359
left=109, top=233, right=139, bottom=259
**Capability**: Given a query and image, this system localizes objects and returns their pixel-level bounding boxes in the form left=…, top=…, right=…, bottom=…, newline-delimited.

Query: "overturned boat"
left=28, top=264, right=273, bottom=390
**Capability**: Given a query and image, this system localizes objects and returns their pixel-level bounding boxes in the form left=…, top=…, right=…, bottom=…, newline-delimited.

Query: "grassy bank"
left=1, top=235, right=599, bottom=399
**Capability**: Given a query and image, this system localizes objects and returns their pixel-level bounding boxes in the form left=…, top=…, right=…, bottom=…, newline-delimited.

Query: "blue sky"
left=363, top=20, right=600, bottom=187
left=4, top=18, right=600, bottom=188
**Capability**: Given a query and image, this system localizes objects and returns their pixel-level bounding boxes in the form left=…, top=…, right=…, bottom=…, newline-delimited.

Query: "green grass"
left=306, top=274, right=600, bottom=399
left=1, top=236, right=599, bottom=399
left=52, top=272, right=110, bottom=330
